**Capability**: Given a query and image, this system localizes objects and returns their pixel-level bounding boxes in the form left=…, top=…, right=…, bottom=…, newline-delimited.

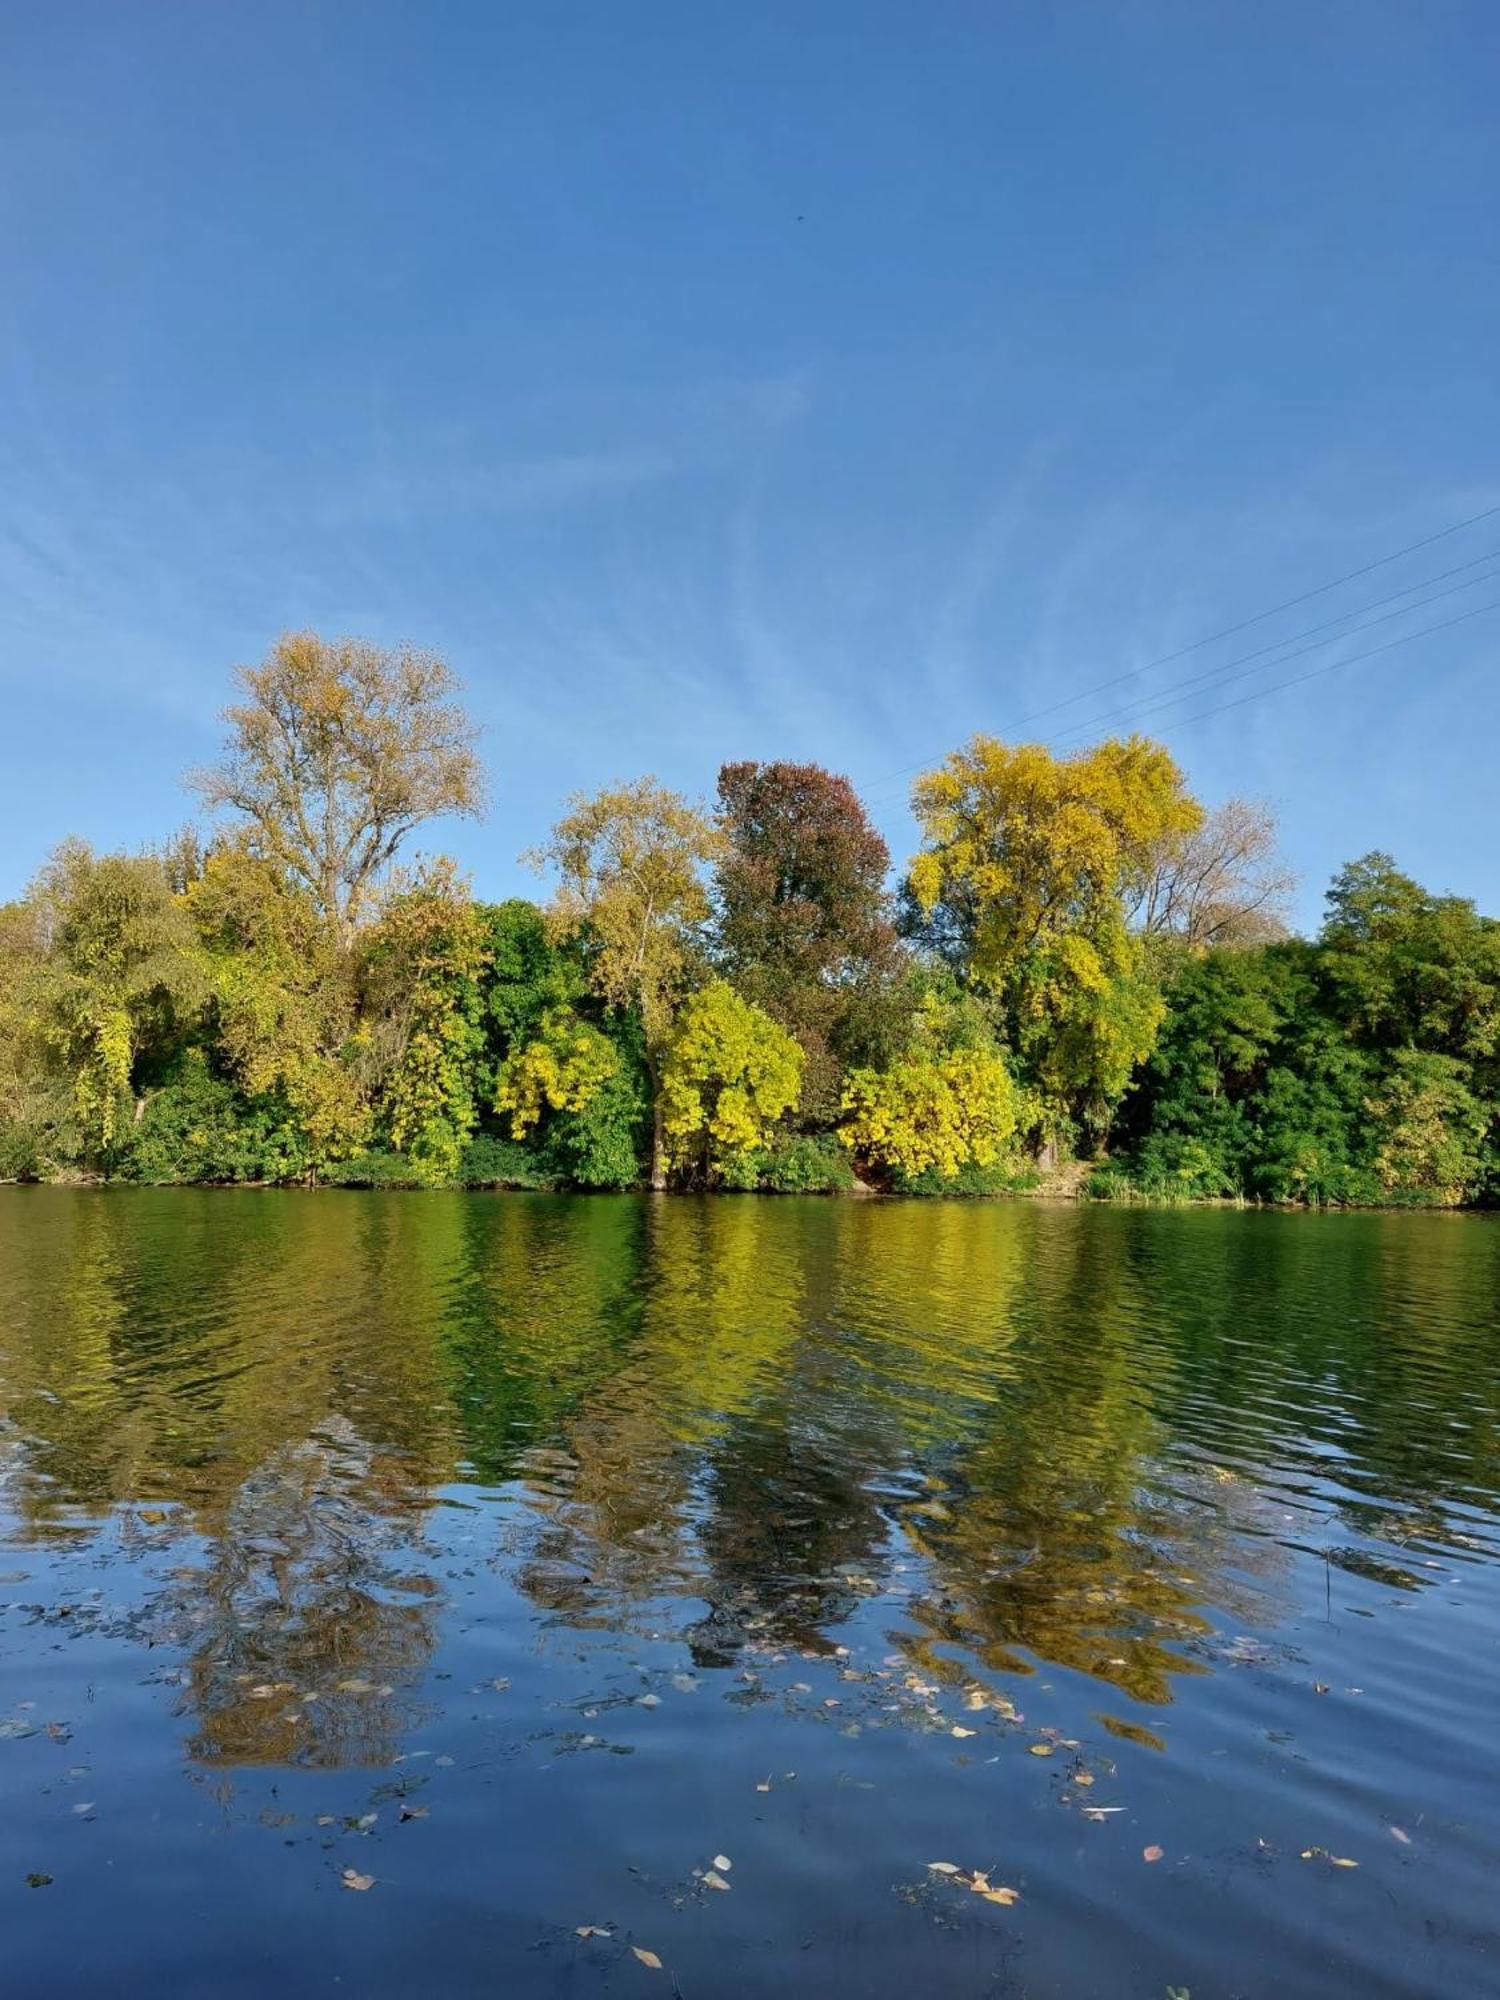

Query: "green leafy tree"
left=1366, top=1049, right=1487, bottom=1206
left=188, top=845, right=370, bottom=1174
left=16, top=841, right=201, bottom=1156
left=531, top=778, right=724, bottom=1187
left=364, top=862, right=489, bottom=1181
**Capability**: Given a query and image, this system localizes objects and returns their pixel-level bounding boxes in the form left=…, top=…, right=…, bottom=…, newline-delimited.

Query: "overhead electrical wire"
left=1044, top=555, right=1500, bottom=748
left=857, top=496, right=1500, bottom=800
left=1117, top=594, right=1500, bottom=740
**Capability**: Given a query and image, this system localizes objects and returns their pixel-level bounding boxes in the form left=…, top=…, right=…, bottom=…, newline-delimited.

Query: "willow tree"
left=906, top=734, right=1202, bottom=1141
left=530, top=777, right=723, bottom=1188
left=192, top=632, right=483, bottom=944
left=13, top=841, right=201, bottom=1154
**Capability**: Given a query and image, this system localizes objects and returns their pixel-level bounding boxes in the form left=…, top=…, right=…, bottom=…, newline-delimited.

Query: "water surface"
left=1, top=1189, right=1497, bottom=1997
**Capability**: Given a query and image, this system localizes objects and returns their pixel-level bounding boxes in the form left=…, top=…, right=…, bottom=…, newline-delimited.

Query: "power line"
left=1138, top=594, right=1500, bottom=739
left=1045, top=556, right=1500, bottom=747
left=858, top=494, right=1500, bottom=799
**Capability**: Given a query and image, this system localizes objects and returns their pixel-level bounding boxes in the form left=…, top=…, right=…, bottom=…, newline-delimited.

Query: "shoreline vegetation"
left=4, top=632, right=1497, bottom=1211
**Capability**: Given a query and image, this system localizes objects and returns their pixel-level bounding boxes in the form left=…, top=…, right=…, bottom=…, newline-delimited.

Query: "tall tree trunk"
left=646, top=1049, right=666, bottom=1191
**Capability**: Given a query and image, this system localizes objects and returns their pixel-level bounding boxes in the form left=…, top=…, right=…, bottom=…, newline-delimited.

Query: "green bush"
left=894, top=1157, right=1038, bottom=1197
left=535, top=1030, right=648, bottom=1190
left=716, top=1132, right=856, bottom=1193
left=119, top=1055, right=308, bottom=1184
left=456, top=1133, right=556, bottom=1188
left=761, top=1133, right=857, bottom=1193
left=321, top=1148, right=427, bottom=1188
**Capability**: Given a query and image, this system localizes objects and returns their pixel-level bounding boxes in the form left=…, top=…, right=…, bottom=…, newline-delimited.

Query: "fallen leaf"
left=1028, top=1743, right=1053, bottom=1757
left=1329, top=1856, right=1358, bottom=1869
left=27, top=1872, right=53, bottom=1888
left=702, top=1870, right=731, bottom=1892
left=713, top=1854, right=731, bottom=1871
left=1390, top=1826, right=1411, bottom=1845
left=341, top=1869, right=374, bottom=1892
left=576, top=1925, right=611, bottom=1939
left=632, top=1946, right=663, bottom=1969
left=927, top=1861, right=960, bottom=1874
left=952, top=1726, right=975, bottom=1739
left=636, top=1694, right=661, bottom=1709
left=1143, top=1845, right=1164, bottom=1863
left=981, top=1887, right=1020, bottom=1906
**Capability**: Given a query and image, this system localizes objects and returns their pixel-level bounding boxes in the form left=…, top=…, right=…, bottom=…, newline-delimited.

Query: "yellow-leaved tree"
left=494, top=1008, right=619, bottom=1137
left=840, top=994, right=1020, bottom=1184
left=906, top=735, right=1201, bottom=1141
left=192, top=633, right=483, bottom=946
left=529, top=778, right=724, bottom=1187
left=659, top=980, right=803, bottom=1181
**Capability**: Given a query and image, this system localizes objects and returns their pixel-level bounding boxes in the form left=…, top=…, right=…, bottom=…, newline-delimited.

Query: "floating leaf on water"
left=633, top=1946, right=663, bottom=1969
left=1329, top=1856, right=1358, bottom=1868
left=702, top=1870, right=731, bottom=1892
left=713, top=1854, right=731, bottom=1871
left=27, top=1872, right=53, bottom=1888
left=927, top=1862, right=960, bottom=1874
left=1028, top=1744, right=1053, bottom=1757
left=1390, top=1826, right=1412, bottom=1845
left=575, top=1925, right=611, bottom=1938
left=1143, top=1845, right=1164, bottom=1863
left=637, top=1694, right=661, bottom=1709
left=982, top=1887, right=1019, bottom=1906
left=341, top=1869, right=374, bottom=1892
left=951, top=1726, right=975, bottom=1739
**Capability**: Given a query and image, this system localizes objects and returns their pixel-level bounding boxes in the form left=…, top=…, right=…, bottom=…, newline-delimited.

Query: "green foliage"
left=478, top=900, right=586, bottom=1051
left=456, top=1133, right=558, bottom=1189
left=720, top=1132, right=857, bottom=1194
left=120, top=1053, right=307, bottom=1184
left=895, top=1155, right=1041, bottom=1197
left=5, top=641, right=1499, bottom=1211
left=367, top=864, right=489, bottom=1182
left=321, top=1148, right=429, bottom=1189
left=535, top=1056, right=648, bottom=1190
left=1112, top=861, right=1500, bottom=1207
left=16, top=841, right=203, bottom=1155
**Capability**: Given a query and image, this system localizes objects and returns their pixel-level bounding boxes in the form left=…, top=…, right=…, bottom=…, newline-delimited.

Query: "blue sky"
left=2, top=1, right=1497, bottom=928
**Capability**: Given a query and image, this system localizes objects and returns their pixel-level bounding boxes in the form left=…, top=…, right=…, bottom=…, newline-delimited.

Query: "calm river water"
left=1, top=1189, right=1497, bottom=1997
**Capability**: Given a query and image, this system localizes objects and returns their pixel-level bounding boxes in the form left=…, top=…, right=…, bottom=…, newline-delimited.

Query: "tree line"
left=2, top=631, right=1495, bottom=1205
